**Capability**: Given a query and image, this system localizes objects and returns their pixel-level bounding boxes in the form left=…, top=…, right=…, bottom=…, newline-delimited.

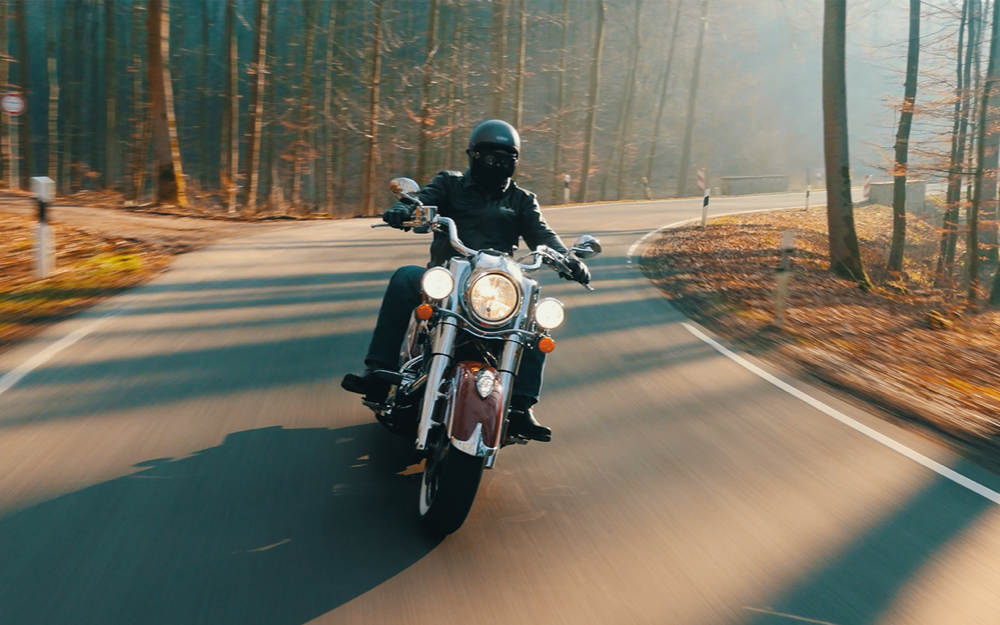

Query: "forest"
left=0, top=0, right=897, bottom=219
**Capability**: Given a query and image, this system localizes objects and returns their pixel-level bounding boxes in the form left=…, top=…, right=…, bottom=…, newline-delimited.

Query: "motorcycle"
left=364, top=177, right=601, bottom=536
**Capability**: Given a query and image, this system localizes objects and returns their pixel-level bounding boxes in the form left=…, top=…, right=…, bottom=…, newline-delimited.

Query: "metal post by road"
left=31, top=177, right=55, bottom=279
left=804, top=185, right=811, bottom=211
left=700, top=188, right=710, bottom=227
left=775, top=230, right=794, bottom=327
left=562, top=174, right=571, bottom=204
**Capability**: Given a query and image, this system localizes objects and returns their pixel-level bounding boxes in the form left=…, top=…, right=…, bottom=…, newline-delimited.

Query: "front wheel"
left=419, top=426, right=485, bottom=537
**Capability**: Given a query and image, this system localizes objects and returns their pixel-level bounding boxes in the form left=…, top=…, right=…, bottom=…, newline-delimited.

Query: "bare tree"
left=974, top=0, right=1000, bottom=303
left=14, top=0, right=30, bottom=189
left=416, top=0, right=439, bottom=184
left=0, top=0, right=7, bottom=186
left=146, top=0, right=187, bottom=206
left=576, top=0, right=606, bottom=203
left=105, top=0, right=117, bottom=187
left=292, top=0, right=319, bottom=209
left=615, top=0, right=644, bottom=199
left=362, top=0, right=385, bottom=216
left=551, top=0, right=569, bottom=204
left=221, top=0, right=238, bottom=213
left=677, top=0, right=708, bottom=198
left=822, top=0, right=870, bottom=288
left=47, top=0, right=58, bottom=184
left=322, top=1, right=338, bottom=213
left=490, top=0, right=507, bottom=119
left=887, top=0, right=920, bottom=273
left=512, top=0, right=527, bottom=130
left=242, top=0, right=270, bottom=213
left=645, top=0, right=683, bottom=187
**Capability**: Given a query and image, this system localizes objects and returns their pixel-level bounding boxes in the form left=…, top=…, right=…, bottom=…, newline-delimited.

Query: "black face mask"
left=468, top=149, right=517, bottom=194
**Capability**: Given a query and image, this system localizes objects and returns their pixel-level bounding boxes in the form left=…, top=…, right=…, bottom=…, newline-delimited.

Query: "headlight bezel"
left=421, top=267, right=455, bottom=300
left=464, top=271, right=522, bottom=326
left=534, top=298, right=566, bottom=330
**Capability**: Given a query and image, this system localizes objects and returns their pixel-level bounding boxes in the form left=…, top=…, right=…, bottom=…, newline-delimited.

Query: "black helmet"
left=467, top=120, right=520, bottom=194
left=467, top=119, right=520, bottom=156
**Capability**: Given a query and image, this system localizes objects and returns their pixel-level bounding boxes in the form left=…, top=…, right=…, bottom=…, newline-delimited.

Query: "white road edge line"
left=623, top=203, right=1000, bottom=505
left=0, top=309, right=124, bottom=399
left=682, top=322, right=1000, bottom=505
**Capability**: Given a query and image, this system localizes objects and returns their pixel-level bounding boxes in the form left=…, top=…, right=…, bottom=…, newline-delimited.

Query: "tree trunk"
left=451, top=0, right=468, bottom=168
left=615, top=0, right=644, bottom=200
left=551, top=0, right=569, bottom=204
left=576, top=0, right=605, bottom=203
left=14, top=0, right=30, bottom=189
left=822, top=0, right=871, bottom=288
left=416, top=0, right=439, bottom=184
left=645, top=0, right=683, bottom=187
left=323, top=1, right=337, bottom=213
left=677, top=0, right=708, bottom=198
left=221, top=0, right=238, bottom=213
left=127, top=0, right=144, bottom=202
left=105, top=0, right=117, bottom=188
left=146, top=0, right=187, bottom=206
left=293, top=0, right=318, bottom=210
left=445, top=0, right=464, bottom=171
left=0, top=0, right=7, bottom=187
left=47, top=0, right=58, bottom=184
left=242, top=0, right=269, bottom=213
left=197, top=0, right=208, bottom=185
left=981, top=13, right=1000, bottom=266
left=972, top=0, right=999, bottom=303
left=512, top=0, right=527, bottom=130
left=261, top=0, right=280, bottom=211
left=938, top=0, right=973, bottom=286
left=489, top=0, right=507, bottom=119
left=887, top=0, right=920, bottom=273
left=362, top=0, right=385, bottom=216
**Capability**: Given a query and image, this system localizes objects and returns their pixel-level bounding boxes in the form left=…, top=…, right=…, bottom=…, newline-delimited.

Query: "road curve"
left=2, top=192, right=1000, bottom=624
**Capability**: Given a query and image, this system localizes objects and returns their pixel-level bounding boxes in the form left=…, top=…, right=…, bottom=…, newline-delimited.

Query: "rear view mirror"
left=570, top=235, right=602, bottom=259
left=389, top=177, right=420, bottom=197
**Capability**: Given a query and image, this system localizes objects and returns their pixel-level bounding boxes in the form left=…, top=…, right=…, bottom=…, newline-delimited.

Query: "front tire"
left=419, top=427, right=485, bottom=537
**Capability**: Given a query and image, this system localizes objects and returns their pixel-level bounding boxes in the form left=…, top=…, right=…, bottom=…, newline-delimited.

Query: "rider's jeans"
left=365, top=265, right=545, bottom=401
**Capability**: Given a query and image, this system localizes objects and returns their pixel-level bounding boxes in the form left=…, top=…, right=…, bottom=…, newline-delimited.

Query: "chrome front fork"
left=415, top=318, right=459, bottom=451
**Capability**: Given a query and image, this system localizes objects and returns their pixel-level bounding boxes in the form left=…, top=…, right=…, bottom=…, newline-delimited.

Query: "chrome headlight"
left=534, top=298, right=565, bottom=330
left=467, top=273, right=520, bottom=323
left=421, top=267, right=454, bottom=300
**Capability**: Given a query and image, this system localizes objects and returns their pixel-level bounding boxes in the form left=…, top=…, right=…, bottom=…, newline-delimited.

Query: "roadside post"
left=562, top=174, right=571, bottom=204
left=697, top=168, right=709, bottom=227
left=862, top=174, right=872, bottom=202
left=804, top=184, right=811, bottom=211
left=775, top=230, right=794, bottom=328
left=31, top=176, right=55, bottom=279
left=641, top=176, right=652, bottom=200
left=2, top=93, right=25, bottom=189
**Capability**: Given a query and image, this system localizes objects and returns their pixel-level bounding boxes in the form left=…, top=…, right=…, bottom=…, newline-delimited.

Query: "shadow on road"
left=0, top=424, right=437, bottom=625
left=744, top=471, right=993, bottom=624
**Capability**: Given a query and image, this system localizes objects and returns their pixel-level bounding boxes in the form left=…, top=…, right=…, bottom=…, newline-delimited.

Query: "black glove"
left=382, top=205, right=412, bottom=229
left=564, top=257, right=590, bottom=285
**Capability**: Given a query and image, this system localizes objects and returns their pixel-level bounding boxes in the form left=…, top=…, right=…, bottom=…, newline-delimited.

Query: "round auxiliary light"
left=534, top=298, right=565, bottom=330
left=538, top=337, right=556, bottom=353
left=422, top=267, right=455, bottom=300
left=467, top=273, right=520, bottom=323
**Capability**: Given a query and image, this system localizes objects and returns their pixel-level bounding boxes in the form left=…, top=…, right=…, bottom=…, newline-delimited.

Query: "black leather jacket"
left=393, top=170, right=568, bottom=267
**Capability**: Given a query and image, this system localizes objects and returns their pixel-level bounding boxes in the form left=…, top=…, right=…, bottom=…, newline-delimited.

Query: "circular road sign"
left=1, top=93, right=25, bottom=116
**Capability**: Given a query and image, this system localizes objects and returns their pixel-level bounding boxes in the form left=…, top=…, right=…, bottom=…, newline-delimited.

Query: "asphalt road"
left=2, top=191, right=1000, bottom=624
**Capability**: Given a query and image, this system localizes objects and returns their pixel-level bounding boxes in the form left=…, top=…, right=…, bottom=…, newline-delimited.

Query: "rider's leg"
left=342, top=265, right=425, bottom=399
left=508, top=347, right=552, bottom=442
left=364, top=265, right=426, bottom=368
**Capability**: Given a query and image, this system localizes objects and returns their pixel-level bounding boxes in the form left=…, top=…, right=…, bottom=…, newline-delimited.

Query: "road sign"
left=696, top=168, right=706, bottom=191
left=1, top=93, right=25, bottom=116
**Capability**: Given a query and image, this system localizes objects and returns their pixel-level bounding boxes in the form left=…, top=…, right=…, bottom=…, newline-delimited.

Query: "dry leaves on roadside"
left=643, top=204, right=1000, bottom=460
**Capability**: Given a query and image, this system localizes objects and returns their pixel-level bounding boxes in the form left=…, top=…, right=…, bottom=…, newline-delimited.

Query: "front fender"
left=446, top=361, right=503, bottom=465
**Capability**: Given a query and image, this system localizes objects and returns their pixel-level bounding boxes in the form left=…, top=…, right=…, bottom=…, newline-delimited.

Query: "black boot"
left=507, top=396, right=552, bottom=442
left=341, top=365, right=392, bottom=403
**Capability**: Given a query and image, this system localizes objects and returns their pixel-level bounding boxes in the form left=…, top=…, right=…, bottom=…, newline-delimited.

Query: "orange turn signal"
left=538, top=336, right=556, bottom=353
left=416, top=304, right=434, bottom=321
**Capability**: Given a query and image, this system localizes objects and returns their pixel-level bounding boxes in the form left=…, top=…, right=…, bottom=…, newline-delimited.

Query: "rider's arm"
left=518, top=191, right=568, bottom=254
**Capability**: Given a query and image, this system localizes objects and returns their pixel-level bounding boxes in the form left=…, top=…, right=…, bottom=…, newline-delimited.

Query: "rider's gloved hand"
left=564, top=257, right=590, bottom=285
left=382, top=205, right=412, bottom=229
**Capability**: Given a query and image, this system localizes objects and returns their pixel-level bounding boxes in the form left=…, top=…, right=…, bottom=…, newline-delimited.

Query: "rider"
left=341, top=119, right=590, bottom=442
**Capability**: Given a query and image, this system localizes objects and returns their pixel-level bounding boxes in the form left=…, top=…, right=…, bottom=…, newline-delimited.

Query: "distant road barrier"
left=719, top=175, right=789, bottom=195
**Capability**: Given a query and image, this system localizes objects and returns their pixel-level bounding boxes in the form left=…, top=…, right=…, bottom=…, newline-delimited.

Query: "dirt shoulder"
left=0, top=195, right=277, bottom=355
left=642, top=204, right=1000, bottom=469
